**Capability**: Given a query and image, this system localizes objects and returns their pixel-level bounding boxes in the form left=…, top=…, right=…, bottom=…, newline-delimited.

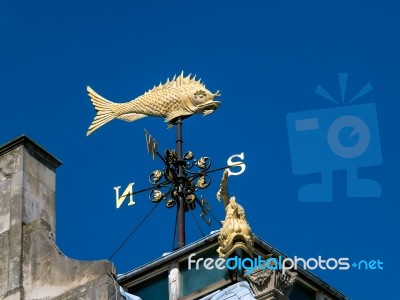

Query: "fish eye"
left=194, top=90, right=207, bottom=99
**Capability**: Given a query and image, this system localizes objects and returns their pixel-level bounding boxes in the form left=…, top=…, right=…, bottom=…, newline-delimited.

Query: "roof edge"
left=117, top=233, right=349, bottom=299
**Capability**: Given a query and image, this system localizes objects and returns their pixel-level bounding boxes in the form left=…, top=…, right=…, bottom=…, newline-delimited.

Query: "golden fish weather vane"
left=86, top=71, right=221, bottom=135
left=86, top=72, right=246, bottom=253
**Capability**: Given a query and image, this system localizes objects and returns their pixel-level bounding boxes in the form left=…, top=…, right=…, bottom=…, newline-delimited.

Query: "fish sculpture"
left=86, top=72, right=221, bottom=136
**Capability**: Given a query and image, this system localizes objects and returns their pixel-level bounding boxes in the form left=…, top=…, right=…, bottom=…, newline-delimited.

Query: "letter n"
left=114, top=183, right=135, bottom=208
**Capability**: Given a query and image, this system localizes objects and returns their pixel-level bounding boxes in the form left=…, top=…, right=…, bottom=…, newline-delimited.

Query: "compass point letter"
left=227, top=152, right=246, bottom=176
left=114, top=183, right=135, bottom=208
left=144, top=129, right=158, bottom=160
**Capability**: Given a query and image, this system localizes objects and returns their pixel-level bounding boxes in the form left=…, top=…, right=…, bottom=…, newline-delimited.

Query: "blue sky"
left=1, top=1, right=399, bottom=298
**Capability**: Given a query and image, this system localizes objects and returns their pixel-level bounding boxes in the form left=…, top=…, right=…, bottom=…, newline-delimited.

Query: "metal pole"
left=176, top=118, right=185, bottom=248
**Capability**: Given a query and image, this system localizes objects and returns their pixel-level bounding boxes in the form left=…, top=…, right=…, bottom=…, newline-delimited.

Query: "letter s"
left=227, top=152, right=246, bottom=176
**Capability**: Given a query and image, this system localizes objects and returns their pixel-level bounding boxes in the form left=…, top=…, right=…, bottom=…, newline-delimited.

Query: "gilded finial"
left=216, top=170, right=254, bottom=258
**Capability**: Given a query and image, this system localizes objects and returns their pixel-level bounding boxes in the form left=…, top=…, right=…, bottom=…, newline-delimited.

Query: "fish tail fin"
left=86, top=86, right=116, bottom=136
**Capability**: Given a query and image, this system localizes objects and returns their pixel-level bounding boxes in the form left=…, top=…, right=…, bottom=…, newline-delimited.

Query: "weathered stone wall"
left=0, top=136, right=124, bottom=300
left=0, top=141, right=25, bottom=299
left=22, top=218, right=120, bottom=300
left=0, top=231, right=10, bottom=296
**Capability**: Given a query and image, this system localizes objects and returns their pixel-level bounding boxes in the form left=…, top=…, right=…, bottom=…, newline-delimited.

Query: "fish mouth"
left=197, top=100, right=221, bottom=113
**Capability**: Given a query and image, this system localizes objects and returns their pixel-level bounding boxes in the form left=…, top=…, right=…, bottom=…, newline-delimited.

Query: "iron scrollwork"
left=146, top=149, right=212, bottom=222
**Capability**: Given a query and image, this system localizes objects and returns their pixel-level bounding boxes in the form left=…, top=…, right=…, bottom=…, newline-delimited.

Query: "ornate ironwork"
left=146, top=148, right=213, bottom=214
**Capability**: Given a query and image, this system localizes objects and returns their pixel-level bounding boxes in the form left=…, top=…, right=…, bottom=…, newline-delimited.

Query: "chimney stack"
left=0, top=136, right=123, bottom=300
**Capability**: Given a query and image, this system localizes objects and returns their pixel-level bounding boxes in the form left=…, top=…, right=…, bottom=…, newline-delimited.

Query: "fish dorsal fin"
left=145, top=72, right=205, bottom=94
